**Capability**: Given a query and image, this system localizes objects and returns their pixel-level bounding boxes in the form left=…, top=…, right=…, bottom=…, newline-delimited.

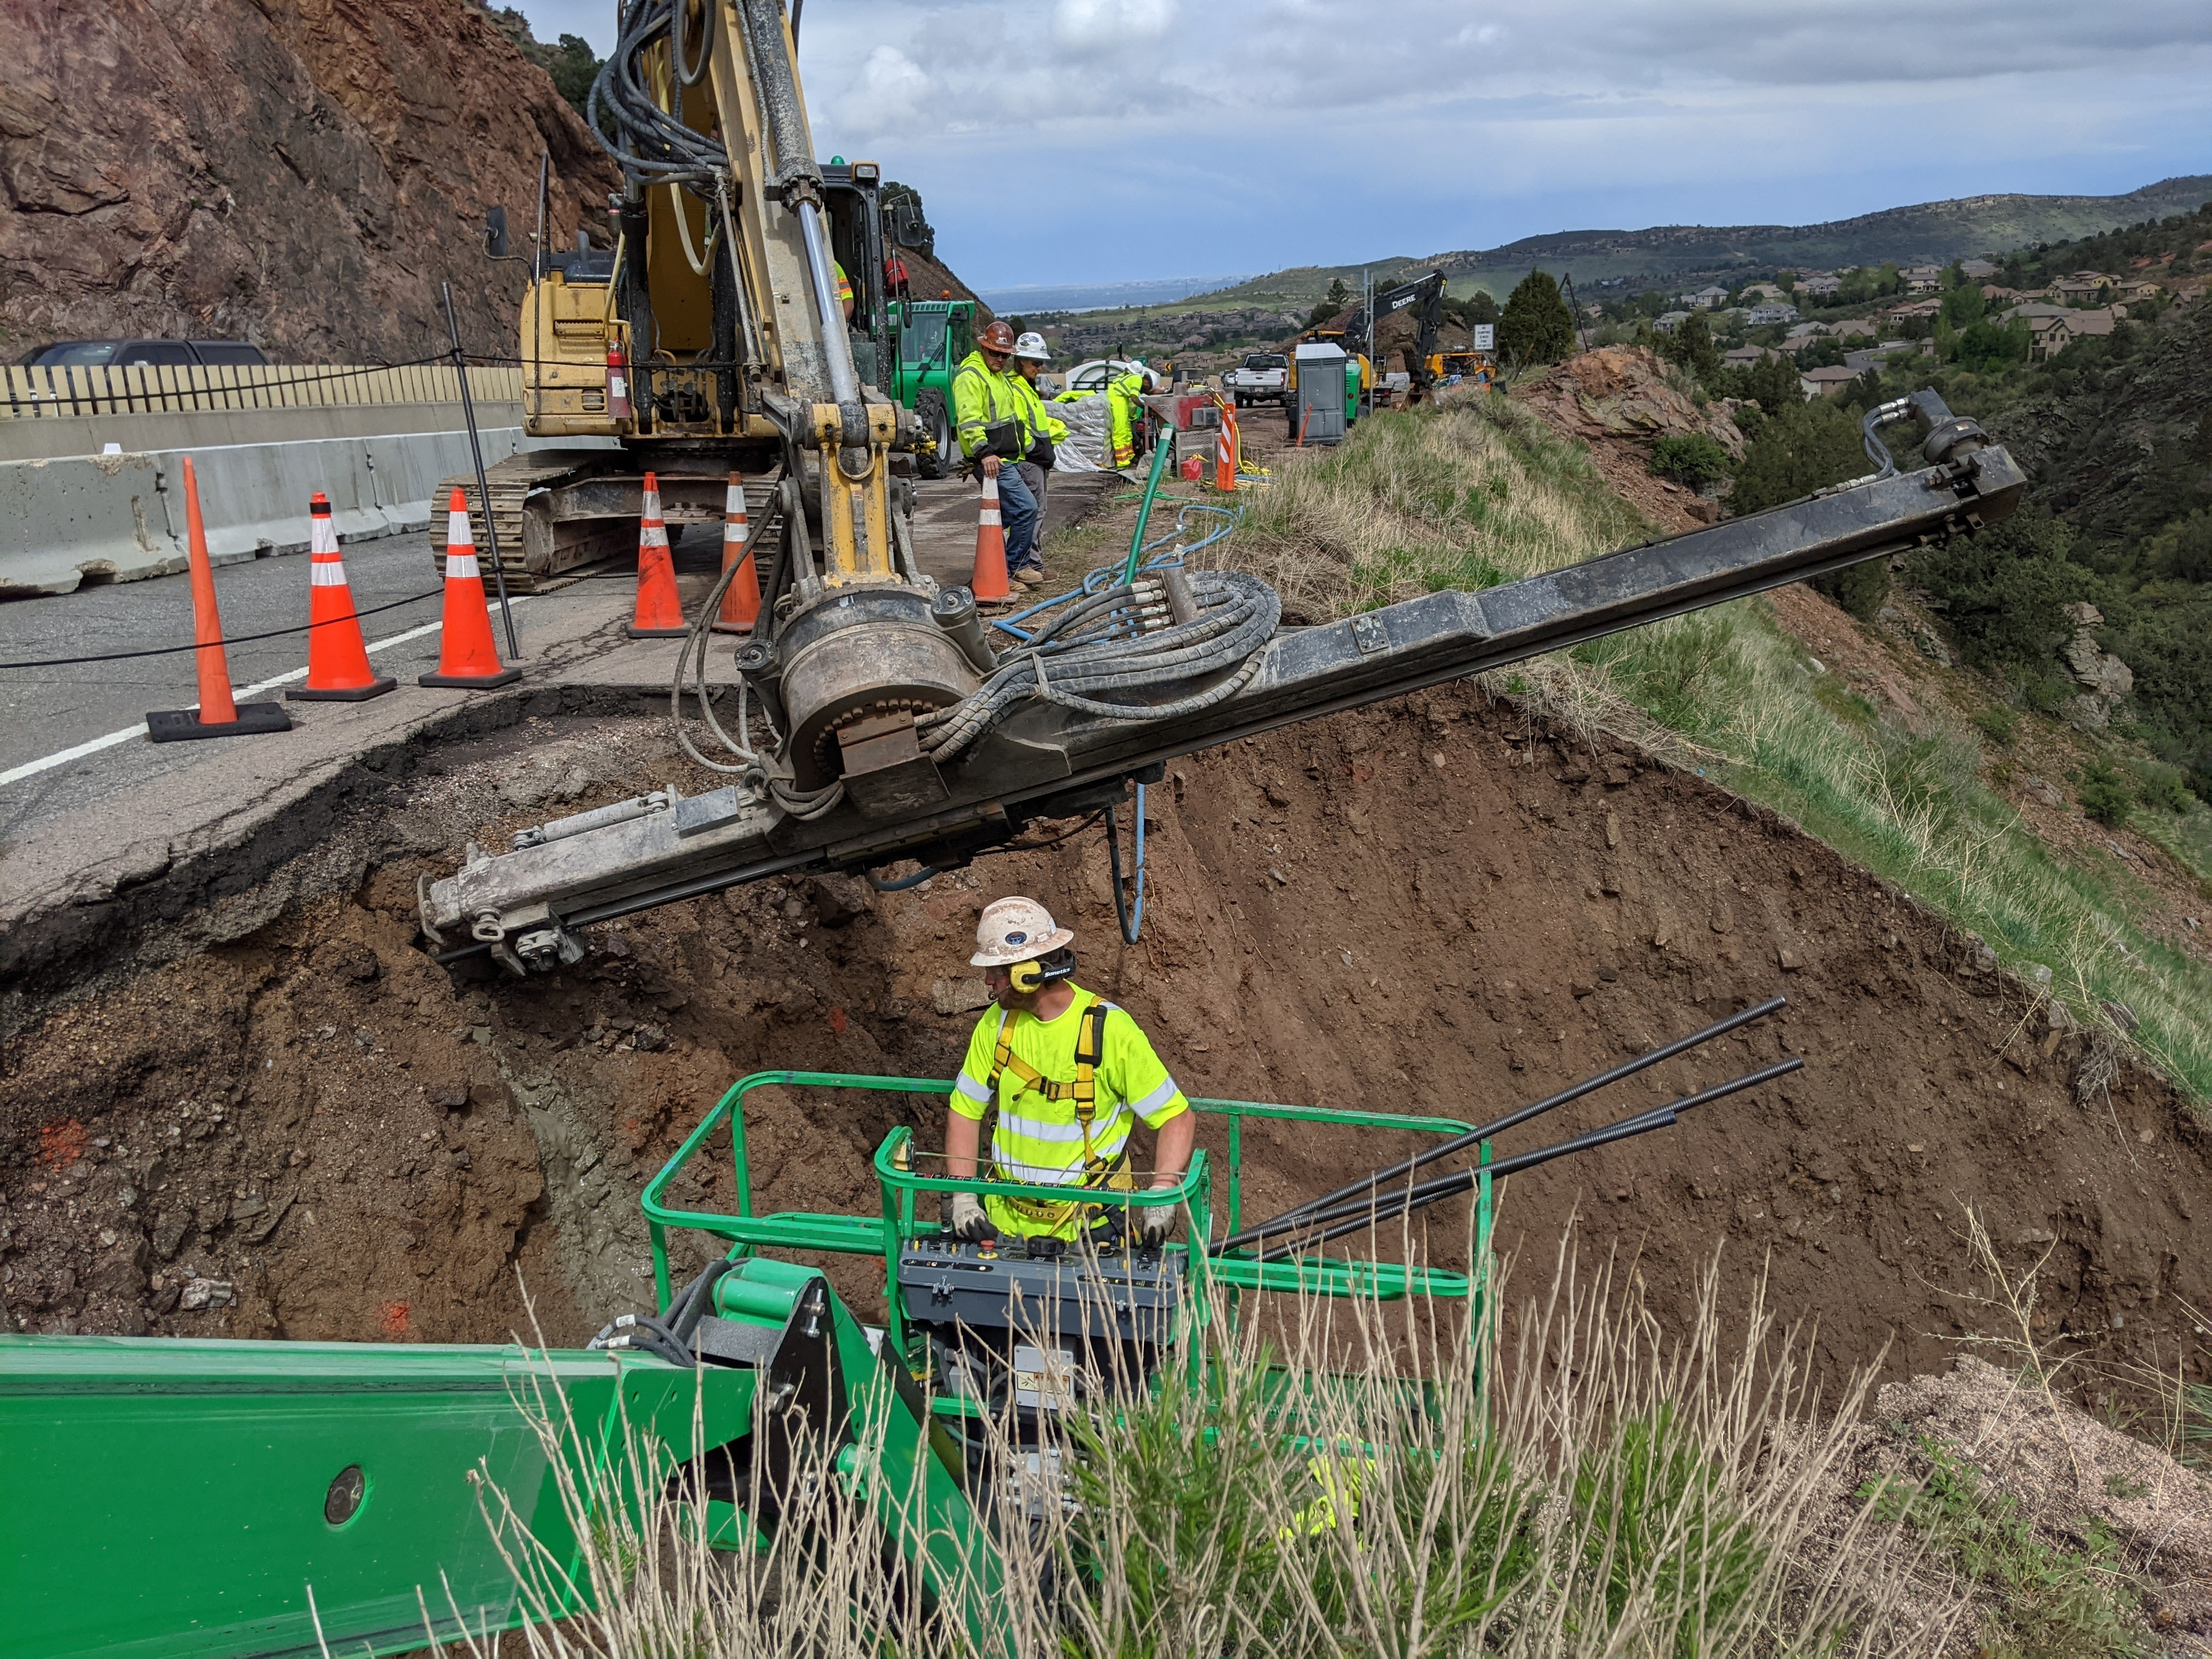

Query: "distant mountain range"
left=1188, top=176, right=2212, bottom=309
left=977, top=274, right=1254, bottom=314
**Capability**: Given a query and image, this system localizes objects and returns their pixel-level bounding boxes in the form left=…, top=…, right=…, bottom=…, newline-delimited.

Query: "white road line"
left=0, top=601, right=531, bottom=790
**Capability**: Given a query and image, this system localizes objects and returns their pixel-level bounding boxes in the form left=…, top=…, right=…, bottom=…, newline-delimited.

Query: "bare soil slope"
left=4, top=692, right=2205, bottom=1407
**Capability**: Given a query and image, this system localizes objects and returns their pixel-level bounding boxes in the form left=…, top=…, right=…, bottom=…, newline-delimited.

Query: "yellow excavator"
left=442, top=0, right=920, bottom=591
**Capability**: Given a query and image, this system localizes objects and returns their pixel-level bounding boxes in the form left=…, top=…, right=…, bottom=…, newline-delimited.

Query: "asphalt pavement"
left=0, top=470, right=1111, bottom=931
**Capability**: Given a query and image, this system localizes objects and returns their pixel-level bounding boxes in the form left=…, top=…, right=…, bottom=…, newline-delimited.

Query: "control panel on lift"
left=896, top=1233, right=1181, bottom=1345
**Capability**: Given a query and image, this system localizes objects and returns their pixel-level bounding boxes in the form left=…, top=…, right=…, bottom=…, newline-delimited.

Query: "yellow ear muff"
left=1008, top=958, right=1045, bottom=994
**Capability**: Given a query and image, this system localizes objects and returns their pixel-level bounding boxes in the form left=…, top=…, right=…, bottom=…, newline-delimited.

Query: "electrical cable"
left=1104, top=782, right=1146, bottom=944
left=0, top=585, right=449, bottom=670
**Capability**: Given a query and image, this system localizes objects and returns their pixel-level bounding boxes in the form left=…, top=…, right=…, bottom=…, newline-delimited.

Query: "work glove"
left=1134, top=1198, right=1177, bottom=1246
left=948, top=1192, right=991, bottom=1241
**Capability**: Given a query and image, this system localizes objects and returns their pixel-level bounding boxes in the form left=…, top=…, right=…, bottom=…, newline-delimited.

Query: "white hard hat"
left=970, top=896, right=1074, bottom=967
left=1013, top=331, right=1052, bottom=361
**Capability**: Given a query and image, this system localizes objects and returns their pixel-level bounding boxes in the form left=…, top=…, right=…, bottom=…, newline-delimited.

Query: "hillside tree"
left=1497, top=268, right=1573, bottom=366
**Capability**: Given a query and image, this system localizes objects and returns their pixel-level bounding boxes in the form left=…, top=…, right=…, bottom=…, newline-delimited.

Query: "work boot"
left=1009, top=562, right=1045, bottom=588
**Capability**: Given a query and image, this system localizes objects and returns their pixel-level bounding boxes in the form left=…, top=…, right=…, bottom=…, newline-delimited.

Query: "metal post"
left=442, top=281, right=519, bottom=659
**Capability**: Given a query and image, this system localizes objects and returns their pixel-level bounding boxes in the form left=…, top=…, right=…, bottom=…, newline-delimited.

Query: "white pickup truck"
left=1222, top=351, right=1289, bottom=407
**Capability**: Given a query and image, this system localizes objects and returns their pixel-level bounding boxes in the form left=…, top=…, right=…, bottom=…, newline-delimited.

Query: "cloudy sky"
left=515, top=0, right=2212, bottom=290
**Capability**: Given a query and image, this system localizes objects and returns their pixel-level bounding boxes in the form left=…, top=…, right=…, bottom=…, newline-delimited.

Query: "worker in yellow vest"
left=1105, top=362, right=1154, bottom=472
left=945, top=896, right=1194, bottom=1244
left=1007, top=332, right=1069, bottom=580
left=952, top=320, right=1041, bottom=583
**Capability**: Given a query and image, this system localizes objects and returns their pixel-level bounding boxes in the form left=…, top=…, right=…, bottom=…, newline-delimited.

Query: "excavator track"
left=431, top=456, right=786, bottom=591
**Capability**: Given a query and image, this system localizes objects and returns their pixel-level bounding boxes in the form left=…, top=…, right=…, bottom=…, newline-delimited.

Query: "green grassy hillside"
left=1187, top=176, right=2212, bottom=311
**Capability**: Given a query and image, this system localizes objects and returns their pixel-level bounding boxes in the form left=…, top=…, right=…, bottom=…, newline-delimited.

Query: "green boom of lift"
left=0, top=1073, right=1493, bottom=1657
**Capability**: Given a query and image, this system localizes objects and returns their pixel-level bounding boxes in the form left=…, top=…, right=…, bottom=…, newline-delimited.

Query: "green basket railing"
left=640, top=1071, right=1496, bottom=1347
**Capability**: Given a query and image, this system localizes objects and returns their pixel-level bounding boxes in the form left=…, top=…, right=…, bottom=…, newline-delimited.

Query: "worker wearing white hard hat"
left=943, top=896, right=1193, bottom=1244
left=1006, top=334, right=1068, bottom=583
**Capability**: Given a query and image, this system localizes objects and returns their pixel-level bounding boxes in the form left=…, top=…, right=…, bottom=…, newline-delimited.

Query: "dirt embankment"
left=0, top=0, right=616, bottom=361
left=1513, top=345, right=1747, bottom=530
left=4, top=689, right=2205, bottom=1403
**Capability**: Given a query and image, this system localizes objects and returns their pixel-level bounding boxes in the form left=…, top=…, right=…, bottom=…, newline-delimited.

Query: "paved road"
left=0, top=468, right=1111, bottom=924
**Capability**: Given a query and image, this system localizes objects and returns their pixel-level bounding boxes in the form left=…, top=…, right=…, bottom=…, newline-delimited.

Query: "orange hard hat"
left=977, top=320, right=1016, bottom=354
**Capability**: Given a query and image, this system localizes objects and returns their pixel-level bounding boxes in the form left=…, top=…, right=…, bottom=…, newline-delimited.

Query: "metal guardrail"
left=0, top=363, right=522, bottom=420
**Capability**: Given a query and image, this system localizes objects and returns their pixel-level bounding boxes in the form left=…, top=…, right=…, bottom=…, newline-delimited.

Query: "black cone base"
left=289, top=675, right=398, bottom=702
left=625, top=624, right=690, bottom=639
left=145, top=702, right=294, bottom=743
left=419, top=667, right=523, bottom=689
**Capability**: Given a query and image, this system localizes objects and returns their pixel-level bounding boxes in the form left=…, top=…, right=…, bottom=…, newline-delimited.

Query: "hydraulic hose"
left=588, top=0, right=730, bottom=190
left=918, top=570, right=1279, bottom=763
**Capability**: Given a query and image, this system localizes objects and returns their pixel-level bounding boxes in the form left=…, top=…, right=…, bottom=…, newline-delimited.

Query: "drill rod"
left=1219, top=996, right=1787, bottom=1254
left=1245, top=1056, right=1805, bottom=1263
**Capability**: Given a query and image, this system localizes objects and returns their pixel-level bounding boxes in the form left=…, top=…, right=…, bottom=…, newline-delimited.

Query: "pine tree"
left=1497, top=268, right=1573, bottom=366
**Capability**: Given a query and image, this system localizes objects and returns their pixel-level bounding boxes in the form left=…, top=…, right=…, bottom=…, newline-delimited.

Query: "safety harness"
left=985, top=995, right=1133, bottom=1229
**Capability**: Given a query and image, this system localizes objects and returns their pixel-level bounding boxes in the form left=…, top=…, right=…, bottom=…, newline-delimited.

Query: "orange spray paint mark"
left=379, top=1301, right=410, bottom=1336
left=830, top=1006, right=848, bottom=1036
left=38, top=1119, right=88, bottom=1170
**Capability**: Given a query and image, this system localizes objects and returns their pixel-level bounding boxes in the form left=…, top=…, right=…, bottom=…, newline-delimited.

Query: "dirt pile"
left=1800, top=1355, right=2212, bottom=1651
left=0, top=0, right=616, bottom=362
left=1513, top=345, right=1746, bottom=529
left=4, top=687, right=2208, bottom=1406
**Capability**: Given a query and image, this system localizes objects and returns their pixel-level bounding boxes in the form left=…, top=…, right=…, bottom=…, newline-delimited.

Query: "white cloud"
left=1053, top=0, right=1178, bottom=51
left=509, top=0, right=2212, bottom=287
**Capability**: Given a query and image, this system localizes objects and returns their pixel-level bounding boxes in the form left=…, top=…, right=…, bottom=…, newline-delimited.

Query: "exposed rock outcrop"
left=0, top=0, right=618, bottom=363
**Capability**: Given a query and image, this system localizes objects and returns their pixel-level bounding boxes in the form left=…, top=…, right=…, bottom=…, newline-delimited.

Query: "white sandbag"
left=1047, top=393, right=1108, bottom=470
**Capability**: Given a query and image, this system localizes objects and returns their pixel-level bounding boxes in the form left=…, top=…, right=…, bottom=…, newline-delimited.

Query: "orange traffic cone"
left=626, top=471, right=689, bottom=637
left=419, top=488, right=522, bottom=689
left=709, top=472, right=761, bottom=634
left=289, top=493, right=396, bottom=701
left=146, top=455, right=293, bottom=742
left=969, top=472, right=1010, bottom=602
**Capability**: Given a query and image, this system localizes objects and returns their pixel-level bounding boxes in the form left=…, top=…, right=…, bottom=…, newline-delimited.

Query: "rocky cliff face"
left=0, top=0, right=619, bottom=364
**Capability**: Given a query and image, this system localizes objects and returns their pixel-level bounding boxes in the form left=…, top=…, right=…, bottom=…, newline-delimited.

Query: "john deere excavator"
left=2, top=2, right=2037, bottom=1651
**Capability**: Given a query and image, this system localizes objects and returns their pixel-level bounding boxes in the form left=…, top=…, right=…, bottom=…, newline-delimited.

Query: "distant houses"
left=1745, top=302, right=1799, bottom=326
left=1796, top=274, right=1843, bottom=298
left=1999, top=303, right=2118, bottom=360
left=1799, top=365, right=1861, bottom=397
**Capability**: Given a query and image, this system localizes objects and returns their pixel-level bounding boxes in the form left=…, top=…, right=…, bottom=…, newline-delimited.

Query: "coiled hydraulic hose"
left=918, top=569, right=1279, bottom=764
left=588, top=0, right=731, bottom=189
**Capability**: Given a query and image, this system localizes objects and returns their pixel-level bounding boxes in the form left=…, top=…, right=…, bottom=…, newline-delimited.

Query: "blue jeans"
left=994, top=463, right=1040, bottom=568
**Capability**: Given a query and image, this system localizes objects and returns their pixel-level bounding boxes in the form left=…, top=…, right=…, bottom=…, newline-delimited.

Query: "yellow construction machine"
left=443, top=0, right=922, bottom=590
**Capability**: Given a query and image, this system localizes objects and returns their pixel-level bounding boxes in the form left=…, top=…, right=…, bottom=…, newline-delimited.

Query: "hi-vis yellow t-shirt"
left=949, top=984, right=1188, bottom=1189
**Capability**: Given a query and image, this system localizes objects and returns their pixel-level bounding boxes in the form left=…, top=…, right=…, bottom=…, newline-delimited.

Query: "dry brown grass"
left=420, top=1232, right=1963, bottom=1659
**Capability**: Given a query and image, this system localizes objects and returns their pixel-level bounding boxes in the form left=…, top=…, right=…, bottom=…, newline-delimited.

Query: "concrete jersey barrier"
left=0, top=428, right=615, bottom=599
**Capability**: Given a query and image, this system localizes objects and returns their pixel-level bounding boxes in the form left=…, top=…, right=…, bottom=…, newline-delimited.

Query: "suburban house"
left=1901, top=266, right=1944, bottom=294
left=1746, top=302, right=1800, bottom=326
left=1832, top=317, right=1881, bottom=338
left=2052, top=272, right=2116, bottom=305
left=1653, top=311, right=1692, bottom=336
left=1683, top=285, right=1731, bottom=310
left=1740, top=283, right=1786, bottom=304
left=1783, top=322, right=1830, bottom=345
left=1886, top=298, right=1944, bottom=324
left=2112, top=279, right=2162, bottom=305
left=1958, top=258, right=1999, bottom=280
left=1799, top=365, right=1861, bottom=397
left=1723, top=344, right=1785, bottom=367
left=1999, top=303, right=2118, bottom=360
left=1797, top=274, right=1843, bottom=298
